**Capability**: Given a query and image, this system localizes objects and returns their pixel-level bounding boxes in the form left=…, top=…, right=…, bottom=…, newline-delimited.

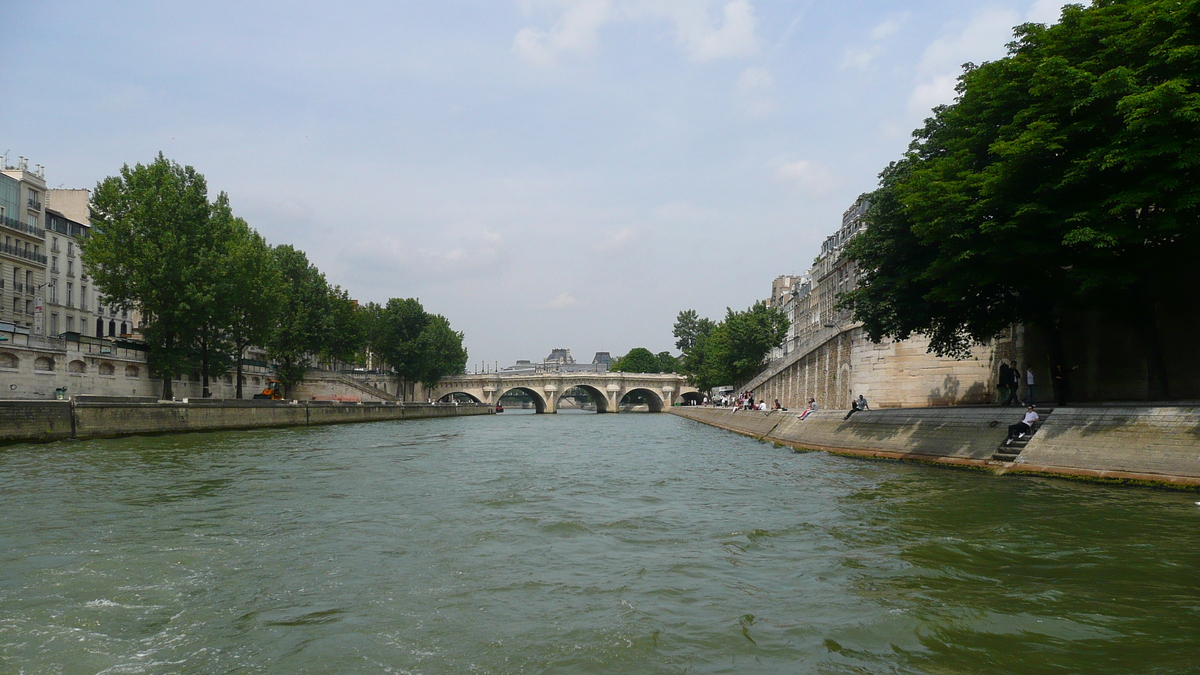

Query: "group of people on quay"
left=997, top=360, right=1036, bottom=407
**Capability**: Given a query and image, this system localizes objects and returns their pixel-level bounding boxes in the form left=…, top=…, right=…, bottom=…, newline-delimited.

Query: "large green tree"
left=268, top=245, right=331, bottom=392
left=415, top=314, right=469, bottom=392
left=611, top=347, right=661, bottom=373
left=841, top=0, right=1200, bottom=397
left=224, top=218, right=281, bottom=398
left=670, top=303, right=788, bottom=390
left=85, top=153, right=214, bottom=400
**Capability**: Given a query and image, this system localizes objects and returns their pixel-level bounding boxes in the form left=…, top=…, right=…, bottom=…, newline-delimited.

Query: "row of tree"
left=839, top=0, right=1200, bottom=398
left=85, top=154, right=467, bottom=400
left=670, top=303, right=789, bottom=392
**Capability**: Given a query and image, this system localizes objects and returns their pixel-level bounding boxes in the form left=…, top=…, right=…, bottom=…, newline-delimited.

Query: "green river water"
left=1, top=410, right=1198, bottom=674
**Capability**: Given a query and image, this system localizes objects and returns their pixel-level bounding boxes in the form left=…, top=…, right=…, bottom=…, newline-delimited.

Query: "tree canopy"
left=611, top=347, right=662, bottom=373
left=840, top=0, right=1200, bottom=396
left=672, top=303, right=789, bottom=391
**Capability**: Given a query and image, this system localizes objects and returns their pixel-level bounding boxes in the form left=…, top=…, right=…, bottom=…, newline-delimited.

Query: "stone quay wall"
left=0, top=398, right=493, bottom=445
left=670, top=405, right=1200, bottom=489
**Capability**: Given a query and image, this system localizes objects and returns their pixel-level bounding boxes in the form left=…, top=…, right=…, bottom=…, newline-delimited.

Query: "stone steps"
left=992, top=408, right=1054, bottom=462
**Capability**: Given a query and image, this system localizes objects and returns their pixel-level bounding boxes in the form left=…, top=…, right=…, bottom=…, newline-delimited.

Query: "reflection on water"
left=1, top=413, right=1197, bottom=674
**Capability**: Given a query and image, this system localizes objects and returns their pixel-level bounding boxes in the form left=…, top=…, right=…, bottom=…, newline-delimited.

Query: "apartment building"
left=0, top=158, right=49, bottom=332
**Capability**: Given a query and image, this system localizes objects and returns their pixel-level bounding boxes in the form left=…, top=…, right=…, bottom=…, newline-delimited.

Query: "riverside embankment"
left=671, top=405, right=1200, bottom=488
left=0, top=396, right=493, bottom=444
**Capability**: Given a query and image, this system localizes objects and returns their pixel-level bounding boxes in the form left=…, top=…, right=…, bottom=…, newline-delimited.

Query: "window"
left=67, top=241, right=74, bottom=256
left=27, top=215, right=36, bottom=229
left=66, top=316, right=74, bottom=332
left=80, top=285, right=87, bottom=310
left=52, top=237, right=58, bottom=252
left=50, top=313, right=58, bottom=334
left=66, top=282, right=73, bottom=306
left=25, top=271, right=31, bottom=287
left=67, top=260, right=73, bottom=276
left=49, top=283, right=56, bottom=304
left=51, top=256, right=58, bottom=273
left=25, top=299, right=32, bottom=314
left=12, top=298, right=18, bottom=314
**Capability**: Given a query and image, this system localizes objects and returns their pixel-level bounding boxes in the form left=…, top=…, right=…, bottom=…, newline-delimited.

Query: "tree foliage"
left=86, top=154, right=215, bottom=399
left=611, top=347, right=662, bottom=373
left=363, top=298, right=467, bottom=399
left=840, top=0, right=1200, bottom=396
left=672, top=302, right=789, bottom=391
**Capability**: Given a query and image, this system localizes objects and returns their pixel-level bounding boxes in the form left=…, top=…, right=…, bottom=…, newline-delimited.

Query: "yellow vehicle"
left=253, top=380, right=283, bottom=400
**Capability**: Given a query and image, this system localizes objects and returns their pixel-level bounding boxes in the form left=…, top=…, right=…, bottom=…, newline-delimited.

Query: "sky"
left=1, top=0, right=1073, bottom=370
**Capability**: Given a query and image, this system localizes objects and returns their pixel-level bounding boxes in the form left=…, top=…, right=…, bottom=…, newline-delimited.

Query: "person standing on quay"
left=1003, top=359, right=1021, bottom=406
left=1025, top=365, right=1036, bottom=405
left=1053, top=364, right=1074, bottom=406
left=998, top=361, right=1012, bottom=405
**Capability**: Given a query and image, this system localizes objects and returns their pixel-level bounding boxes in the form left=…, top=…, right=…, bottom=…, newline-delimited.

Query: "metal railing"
left=27, top=197, right=42, bottom=211
left=13, top=282, right=24, bottom=293
left=0, top=214, right=45, bottom=239
left=0, top=242, right=48, bottom=264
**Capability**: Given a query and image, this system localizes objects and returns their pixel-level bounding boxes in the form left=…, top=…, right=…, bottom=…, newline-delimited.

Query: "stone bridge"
left=430, top=372, right=700, bottom=413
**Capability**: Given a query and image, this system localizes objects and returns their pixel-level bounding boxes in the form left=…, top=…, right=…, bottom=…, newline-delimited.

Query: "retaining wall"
left=0, top=398, right=493, bottom=445
left=671, top=405, right=1200, bottom=488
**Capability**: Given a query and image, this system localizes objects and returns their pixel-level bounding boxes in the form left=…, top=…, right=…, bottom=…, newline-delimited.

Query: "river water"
left=1, top=411, right=1198, bottom=674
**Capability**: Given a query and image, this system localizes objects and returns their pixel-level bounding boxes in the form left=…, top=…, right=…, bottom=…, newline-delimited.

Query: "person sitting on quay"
left=1006, top=405, right=1040, bottom=445
left=798, top=398, right=817, bottom=420
left=843, top=394, right=869, bottom=421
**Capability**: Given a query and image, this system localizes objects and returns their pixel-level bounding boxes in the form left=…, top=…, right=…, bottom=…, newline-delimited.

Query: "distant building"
left=591, top=352, right=611, bottom=367
left=544, top=348, right=575, bottom=365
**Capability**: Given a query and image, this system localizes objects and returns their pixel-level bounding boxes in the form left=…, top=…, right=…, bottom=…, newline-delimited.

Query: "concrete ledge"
left=0, top=400, right=494, bottom=445
left=671, top=406, right=1200, bottom=489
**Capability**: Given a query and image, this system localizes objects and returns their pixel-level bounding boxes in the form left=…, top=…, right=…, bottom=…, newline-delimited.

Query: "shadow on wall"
left=926, top=376, right=988, bottom=407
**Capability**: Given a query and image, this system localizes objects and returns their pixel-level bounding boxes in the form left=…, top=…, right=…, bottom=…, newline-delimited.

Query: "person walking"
left=1053, top=364, right=1074, bottom=406
left=1024, top=365, right=1036, bottom=405
left=843, top=394, right=869, bottom=421
left=1006, top=405, right=1040, bottom=445
left=997, top=361, right=1012, bottom=405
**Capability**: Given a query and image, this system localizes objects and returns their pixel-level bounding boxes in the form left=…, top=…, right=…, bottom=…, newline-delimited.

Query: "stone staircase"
left=992, top=407, right=1054, bottom=462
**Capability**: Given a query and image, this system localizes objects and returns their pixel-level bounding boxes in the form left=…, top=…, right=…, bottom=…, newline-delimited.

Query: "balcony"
left=0, top=241, right=48, bottom=265
left=1, top=214, right=45, bottom=239
left=27, top=197, right=42, bottom=211
left=13, top=282, right=24, bottom=294
left=51, top=245, right=60, bottom=253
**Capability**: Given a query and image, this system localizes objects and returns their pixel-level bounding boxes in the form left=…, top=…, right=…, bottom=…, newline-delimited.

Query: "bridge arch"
left=557, top=384, right=610, bottom=413
left=438, top=391, right=482, bottom=404
left=679, top=391, right=705, bottom=406
left=619, top=387, right=665, bottom=413
left=498, top=386, right=548, bottom=414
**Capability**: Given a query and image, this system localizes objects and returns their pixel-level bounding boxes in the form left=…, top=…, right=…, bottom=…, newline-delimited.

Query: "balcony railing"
left=13, top=282, right=24, bottom=293
left=0, top=242, right=48, bottom=265
left=1, top=214, right=45, bottom=239
left=27, top=197, right=42, bottom=211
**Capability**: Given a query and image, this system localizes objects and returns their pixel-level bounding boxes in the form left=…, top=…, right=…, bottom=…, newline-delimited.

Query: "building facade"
left=0, top=158, right=49, bottom=333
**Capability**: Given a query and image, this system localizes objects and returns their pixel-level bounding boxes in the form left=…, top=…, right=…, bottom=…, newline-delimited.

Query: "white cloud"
left=544, top=292, right=581, bottom=309
left=842, top=14, right=906, bottom=71
left=774, top=160, right=836, bottom=195
left=907, top=7, right=1020, bottom=116
left=513, top=0, right=613, bottom=66
left=596, top=227, right=637, bottom=251
left=869, top=14, right=907, bottom=40
left=665, top=0, right=760, bottom=62
left=514, top=0, right=760, bottom=65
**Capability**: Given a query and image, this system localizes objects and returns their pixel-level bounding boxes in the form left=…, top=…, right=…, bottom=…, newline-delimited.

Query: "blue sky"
left=1, top=0, right=1071, bottom=368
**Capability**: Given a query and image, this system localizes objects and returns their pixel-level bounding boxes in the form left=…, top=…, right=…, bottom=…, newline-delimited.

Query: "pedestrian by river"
left=798, top=398, right=817, bottom=420
left=1025, top=365, right=1036, bottom=405
left=1003, top=359, right=1021, bottom=406
left=998, top=361, right=1012, bottom=404
left=1053, top=364, right=1075, bottom=406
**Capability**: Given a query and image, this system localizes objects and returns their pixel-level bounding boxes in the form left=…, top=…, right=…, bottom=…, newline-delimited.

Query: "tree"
left=708, top=302, right=790, bottom=386
left=368, top=298, right=430, bottom=400
left=321, top=285, right=365, bottom=368
left=416, top=314, right=468, bottom=392
left=223, top=219, right=281, bottom=398
left=85, top=153, right=213, bottom=400
left=673, top=309, right=715, bottom=353
left=267, top=245, right=330, bottom=393
left=656, top=351, right=679, bottom=374
left=611, top=347, right=662, bottom=373
left=840, top=0, right=1200, bottom=397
